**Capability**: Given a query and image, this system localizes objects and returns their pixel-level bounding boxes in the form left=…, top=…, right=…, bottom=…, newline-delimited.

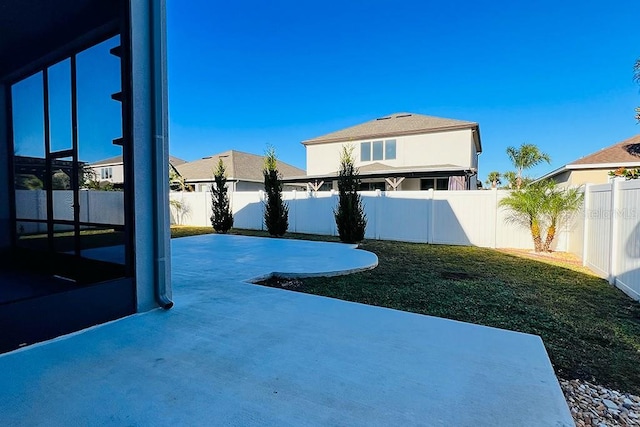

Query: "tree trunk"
left=543, top=221, right=557, bottom=252
left=530, top=220, right=543, bottom=252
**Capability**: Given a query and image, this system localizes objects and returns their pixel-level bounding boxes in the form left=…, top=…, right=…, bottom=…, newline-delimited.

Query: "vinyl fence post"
left=259, top=190, right=265, bottom=231
left=428, top=188, right=434, bottom=244
left=582, top=184, right=590, bottom=267
left=291, top=190, right=297, bottom=233
left=375, top=189, right=382, bottom=240
left=492, top=187, right=498, bottom=249
left=608, top=180, right=620, bottom=285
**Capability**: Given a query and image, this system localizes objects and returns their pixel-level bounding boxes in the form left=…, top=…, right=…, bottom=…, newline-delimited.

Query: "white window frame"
left=100, top=167, right=113, bottom=180
left=360, top=139, right=396, bottom=162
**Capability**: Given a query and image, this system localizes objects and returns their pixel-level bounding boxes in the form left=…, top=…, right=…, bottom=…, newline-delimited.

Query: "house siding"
left=90, top=163, right=125, bottom=184
left=550, top=169, right=615, bottom=187
left=306, top=128, right=476, bottom=175
left=567, top=169, right=613, bottom=186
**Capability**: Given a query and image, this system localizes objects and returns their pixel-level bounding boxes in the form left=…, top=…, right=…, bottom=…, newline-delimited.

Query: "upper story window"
left=385, top=139, right=396, bottom=160
left=361, top=142, right=371, bottom=162
left=360, top=139, right=396, bottom=162
left=101, top=167, right=113, bottom=180
left=372, top=141, right=383, bottom=160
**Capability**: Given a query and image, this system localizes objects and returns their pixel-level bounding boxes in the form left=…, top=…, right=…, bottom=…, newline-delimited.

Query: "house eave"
left=566, top=162, right=640, bottom=170
left=183, top=177, right=263, bottom=184
left=282, top=166, right=475, bottom=184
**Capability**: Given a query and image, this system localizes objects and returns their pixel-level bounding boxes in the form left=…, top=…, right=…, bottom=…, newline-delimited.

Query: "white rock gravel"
left=561, top=379, right=640, bottom=426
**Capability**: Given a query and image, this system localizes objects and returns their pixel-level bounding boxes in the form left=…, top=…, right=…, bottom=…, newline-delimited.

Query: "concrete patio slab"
left=0, top=234, right=573, bottom=426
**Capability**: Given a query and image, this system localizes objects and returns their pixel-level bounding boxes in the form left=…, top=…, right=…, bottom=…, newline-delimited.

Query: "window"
left=360, top=142, right=371, bottom=161
left=436, top=178, right=449, bottom=191
left=420, top=178, right=449, bottom=191
left=372, top=141, right=383, bottom=160
left=101, top=167, right=113, bottom=180
left=385, top=139, right=396, bottom=160
left=360, top=139, right=396, bottom=162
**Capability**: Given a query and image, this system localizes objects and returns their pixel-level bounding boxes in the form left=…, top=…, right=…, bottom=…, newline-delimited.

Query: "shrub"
left=210, top=158, right=234, bottom=233
left=263, top=147, right=288, bottom=236
left=334, top=145, right=366, bottom=243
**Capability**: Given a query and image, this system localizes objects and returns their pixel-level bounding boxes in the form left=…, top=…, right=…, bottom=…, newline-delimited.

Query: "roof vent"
left=376, top=116, right=391, bottom=121
left=396, top=114, right=412, bottom=118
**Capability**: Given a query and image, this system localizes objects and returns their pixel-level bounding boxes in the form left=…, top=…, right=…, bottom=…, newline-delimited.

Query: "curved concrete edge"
left=246, top=249, right=379, bottom=284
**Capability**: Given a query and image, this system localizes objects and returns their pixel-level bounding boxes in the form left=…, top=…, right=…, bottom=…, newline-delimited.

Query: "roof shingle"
left=175, top=150, right=305, bottom=182
left=569, top=135, right=640, bottom=166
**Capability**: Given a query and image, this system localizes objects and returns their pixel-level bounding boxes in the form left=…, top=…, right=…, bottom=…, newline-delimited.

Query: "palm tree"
left=499, top=182, right=549, bottom=252
left=541, top=186, right=583, bottom=252
left=502, top=171, right=518, bottom=189
left=506, top=143, right=551, bottom=189
left=634, top=58, right=640, bottom=122
left=485, top=171, right=501, bottom=189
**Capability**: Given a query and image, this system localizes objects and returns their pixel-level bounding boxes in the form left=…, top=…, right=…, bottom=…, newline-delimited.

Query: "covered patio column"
left=129, top=0, right=172, bottom=311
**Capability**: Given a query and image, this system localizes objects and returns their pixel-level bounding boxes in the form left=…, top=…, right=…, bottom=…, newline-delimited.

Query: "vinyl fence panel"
left=613, top=180, right=640, bottom=300
left=169, top=189, right=576, bottom=251
left=376, top=191, right=431, bottom=243
left=584, top=183, right=613, bottom=279
left=230, top=191, right=263, bottom=230
left=285, top=191, right=337, bottom=235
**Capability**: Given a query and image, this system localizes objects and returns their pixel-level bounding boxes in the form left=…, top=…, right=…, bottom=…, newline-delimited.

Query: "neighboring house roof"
left=175, top=150, right=305, bottom=183
left=536, top=135, right=640, bottom=181
left=302, top=112, right=481, bottom=151
left=91, top=155, right=186, bottom=167
left=570, top=134, right=640, bottom=166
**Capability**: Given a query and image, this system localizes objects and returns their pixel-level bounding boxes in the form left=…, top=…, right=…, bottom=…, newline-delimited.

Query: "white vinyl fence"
left=169, top=189, right=575, bottom=251
left=16, top=185, right=640, bottom=299
left=583, top=180, right=640, bottom=300
left=15, top=190, right=124, bottom=233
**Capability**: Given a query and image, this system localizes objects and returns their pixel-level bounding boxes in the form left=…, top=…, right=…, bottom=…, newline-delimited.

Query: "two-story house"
left=286, top=112, right=481, bottom=191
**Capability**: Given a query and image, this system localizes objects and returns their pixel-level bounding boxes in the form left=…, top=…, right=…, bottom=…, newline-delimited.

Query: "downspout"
left=150, top=0, right=173, bottom=309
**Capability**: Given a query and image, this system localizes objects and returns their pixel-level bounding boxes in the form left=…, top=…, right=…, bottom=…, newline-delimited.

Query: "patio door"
left=1, top=34, right=135, bottom=353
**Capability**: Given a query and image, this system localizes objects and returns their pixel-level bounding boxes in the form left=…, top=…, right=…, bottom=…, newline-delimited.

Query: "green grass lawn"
left=171, top=226, right=640, bottom=395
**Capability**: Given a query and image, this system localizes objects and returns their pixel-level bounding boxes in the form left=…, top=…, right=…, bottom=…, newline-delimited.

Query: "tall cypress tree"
left=334, top=145, right=366, bottom=243
left=263, top=147, right=288, bottom=236
left=210, top=158, right=233, bottom=233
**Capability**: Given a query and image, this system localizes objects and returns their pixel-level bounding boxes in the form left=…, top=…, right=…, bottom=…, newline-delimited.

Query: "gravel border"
left=561, top=379, right=640, bottom=426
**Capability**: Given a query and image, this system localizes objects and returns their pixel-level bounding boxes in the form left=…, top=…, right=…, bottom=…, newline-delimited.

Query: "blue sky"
left=12, top=37, right=123, bottom=164
left=167, top=0, right=640, bottom=182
